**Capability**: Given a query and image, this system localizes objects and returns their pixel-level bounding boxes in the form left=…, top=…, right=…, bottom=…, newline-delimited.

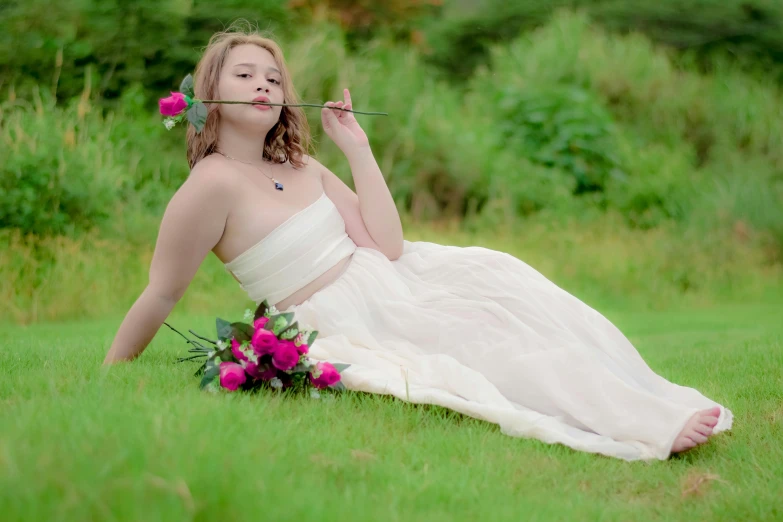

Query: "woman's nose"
left=256, top=86, right=269, bottom=92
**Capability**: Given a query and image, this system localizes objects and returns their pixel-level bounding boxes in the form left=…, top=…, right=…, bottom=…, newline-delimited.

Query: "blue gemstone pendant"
left=274, top=180, right=284, bottom=191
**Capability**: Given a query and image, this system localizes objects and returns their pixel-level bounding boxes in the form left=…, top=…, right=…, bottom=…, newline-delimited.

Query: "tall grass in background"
left=2, top=13, right=782, bottom=325
left=2, top=213, right=779, bottom=325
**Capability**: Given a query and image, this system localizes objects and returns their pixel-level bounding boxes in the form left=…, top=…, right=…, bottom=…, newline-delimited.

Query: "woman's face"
left=218, top=44, right=284, bottom=133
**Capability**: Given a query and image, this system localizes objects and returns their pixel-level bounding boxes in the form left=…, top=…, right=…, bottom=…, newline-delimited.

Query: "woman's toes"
left=687, top=432, right=709, bottom=444
left=672, top=410, right=719, bottom=454
left=672, top=437, right=695, bottom=453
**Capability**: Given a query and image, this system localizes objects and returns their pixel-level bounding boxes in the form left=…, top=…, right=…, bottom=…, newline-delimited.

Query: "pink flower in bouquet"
left=272, top=340, right=300, bottom=371
left=254, top=316, right=269, bottom=330
left=310, top=362, right=341, bottom=389
left=259, top=367, right=278, bottom=381
left=245, top=362, right=262, bottom=379
left=231, top=338, right=248, bottom=362
left=219, top=362, right=246, bottom=391
left=243, top=362, right=276, bottom=381
left=252, top=328, right=278, bottom=356
left=159, top=92, right=188, bottom=116
left=294, top=333, right=309, bottom=355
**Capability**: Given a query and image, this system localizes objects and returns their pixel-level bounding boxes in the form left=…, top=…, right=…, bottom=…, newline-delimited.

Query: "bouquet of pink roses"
left=166, top=299, right=347, bottom=396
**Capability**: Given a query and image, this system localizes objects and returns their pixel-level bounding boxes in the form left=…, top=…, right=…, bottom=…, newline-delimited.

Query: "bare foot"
left=671, top=407, right=721, bottom=454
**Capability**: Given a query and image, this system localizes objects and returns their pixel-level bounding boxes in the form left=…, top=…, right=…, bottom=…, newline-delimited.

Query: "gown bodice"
left=224, top=193, right=356, bottom=305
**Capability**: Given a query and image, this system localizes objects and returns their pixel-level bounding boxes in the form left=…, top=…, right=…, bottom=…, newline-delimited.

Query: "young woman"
left=104, top=26, right=732, bottom=461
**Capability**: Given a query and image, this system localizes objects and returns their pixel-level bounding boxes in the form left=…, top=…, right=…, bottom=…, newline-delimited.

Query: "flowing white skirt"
left=287, top=240, right=733, bottom=460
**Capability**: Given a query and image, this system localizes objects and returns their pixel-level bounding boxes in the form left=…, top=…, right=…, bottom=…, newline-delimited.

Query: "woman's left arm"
left=320, top=89, right=404, bottom=260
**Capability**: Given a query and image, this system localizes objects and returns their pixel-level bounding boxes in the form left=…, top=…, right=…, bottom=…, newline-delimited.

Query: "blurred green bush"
left=0, top=82, right=189, bottom=235
left=0, top=0, right=291, bottom=102
left=419, top=0, right=783, bottom=81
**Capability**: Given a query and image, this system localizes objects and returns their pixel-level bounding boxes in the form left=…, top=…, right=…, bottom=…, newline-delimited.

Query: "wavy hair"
left=186, top=21, right=311, bottom=169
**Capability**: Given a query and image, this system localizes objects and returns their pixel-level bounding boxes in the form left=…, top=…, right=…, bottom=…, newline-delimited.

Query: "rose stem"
left=198, top=100, right=388, bottom=116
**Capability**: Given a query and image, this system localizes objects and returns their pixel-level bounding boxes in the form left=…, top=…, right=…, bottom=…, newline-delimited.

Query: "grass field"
left=1, top=300, right=781, bottom=521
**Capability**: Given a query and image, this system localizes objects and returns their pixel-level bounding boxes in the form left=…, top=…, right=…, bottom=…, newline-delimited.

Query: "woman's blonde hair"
left=186, top=21, right=311, bottom=169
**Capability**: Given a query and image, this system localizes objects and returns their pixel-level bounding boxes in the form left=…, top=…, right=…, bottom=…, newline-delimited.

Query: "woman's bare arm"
left=103, top=163, right=231, bottom=364
left=320, top=92, right=404, bottom=260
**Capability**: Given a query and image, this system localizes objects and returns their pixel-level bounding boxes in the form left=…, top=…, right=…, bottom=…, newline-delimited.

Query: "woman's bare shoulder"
left=297, top=154, right=329, bottom=182
left=183, top=154, right=240, bottom=196
left=299, top=153, right=323, bottom=170
left=189, top=153, right=234, bottom=179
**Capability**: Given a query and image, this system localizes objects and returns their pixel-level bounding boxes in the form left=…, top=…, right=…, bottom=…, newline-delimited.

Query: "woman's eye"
left=269, top=78, right=280, bottom=85
left=237, top=74, right=251, bottom=78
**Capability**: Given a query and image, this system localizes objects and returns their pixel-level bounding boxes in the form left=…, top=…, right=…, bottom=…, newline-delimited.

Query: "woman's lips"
left=253, top=96, right=272, bottom=111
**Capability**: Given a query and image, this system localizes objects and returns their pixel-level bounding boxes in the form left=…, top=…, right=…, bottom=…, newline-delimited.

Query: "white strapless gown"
left=225, top=193, right=733, bottom=461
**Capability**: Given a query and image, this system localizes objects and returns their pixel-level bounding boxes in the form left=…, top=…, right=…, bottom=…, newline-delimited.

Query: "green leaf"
left=200, top=360, right=220, bottom=389
left=230, top=322, right=253, bottom=342
left=179, top=74, right=195, bottom=98
left=332, top=363, right=351, bottom=373
left=205, top=358, right=220, bottom=376
left=330, top=381, right=346, bottom=391
left=199, top=373, right=214, bottom=390
left=306, top=330, right=319, bottom=346
left=279, top=321, right=299, bottom=340
left=254, top=300, right=270, bottom=321
left=216, top=318, right=231, bottom=340
left=203, top=375, right=221, bottom=393
left=291, top=362, right=310, bottom=373
left=267, top=313, right=294, bottom=335
left=270, top=317, right=288, bottom=336
left=281, top=328, right=299, bottom=340
left=187, top=101, right=208, bottom=132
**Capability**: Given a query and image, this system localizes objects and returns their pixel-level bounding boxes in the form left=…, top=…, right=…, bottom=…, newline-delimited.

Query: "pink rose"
left=259, top=367, right=278, bottom=381
left=244, top=363, right=276, bottom=381
left=272, top=340, right=300, bottom=371
left=219, top=362, right=246, bottom=391
left=231, top=338, right=247, bottom=362
left=294, top=334, right=309, bottom=355
left=310, top=362, right=341, bottom=389
left=158, top=92, right=188, bottom=116
left=295, top=331, right=314, bottom=355
left=245, top=362, right=261, bottom=379
left=254, top=316, right=269, bottom=330
left=252, top=328, right=278, bottom=356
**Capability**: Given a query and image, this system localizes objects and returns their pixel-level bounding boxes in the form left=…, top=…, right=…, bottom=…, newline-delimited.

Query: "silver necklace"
left=217, top=151, right=284, bottom=191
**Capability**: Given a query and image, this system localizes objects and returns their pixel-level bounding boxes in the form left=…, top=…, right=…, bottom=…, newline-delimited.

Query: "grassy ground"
left=1, top=300, right=781, bottom=521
